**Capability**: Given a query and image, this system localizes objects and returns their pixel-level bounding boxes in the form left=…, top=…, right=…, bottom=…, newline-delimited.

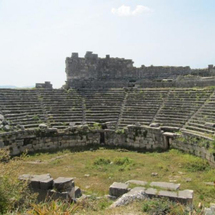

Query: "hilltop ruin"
left=65, top=51, right=215, bottom=88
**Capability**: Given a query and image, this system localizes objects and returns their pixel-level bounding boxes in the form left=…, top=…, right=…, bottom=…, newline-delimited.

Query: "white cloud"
left=111, top=5, right=152, bottom=17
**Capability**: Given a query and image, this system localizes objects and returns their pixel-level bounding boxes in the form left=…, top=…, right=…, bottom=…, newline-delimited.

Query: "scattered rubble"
left=110, top=187, right=145, bottom=208
left=109, top=180, right=193, bottom=208
left=19, top=174, right=81, bottom=202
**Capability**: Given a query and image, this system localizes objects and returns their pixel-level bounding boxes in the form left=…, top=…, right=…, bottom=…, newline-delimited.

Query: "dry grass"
left=1, top=148, right=215, bottom=214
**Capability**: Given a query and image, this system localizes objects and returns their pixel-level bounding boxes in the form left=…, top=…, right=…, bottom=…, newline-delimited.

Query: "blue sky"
left=0, top=0, right=215, bottom=88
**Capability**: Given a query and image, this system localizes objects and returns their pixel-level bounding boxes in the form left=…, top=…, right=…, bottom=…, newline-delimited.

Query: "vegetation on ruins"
left=90, top=123, right=102, bottom=130
left=32, top=115, right=40, bottom=121
left=176, top=135, right=215, bottom=153
left=115, top=129, right=125, bottom=134
left=0, top=149, right=36, bottom=214
left=37, top=95, right=43, bottom=101
left=142, top=198, right=188, bottom=215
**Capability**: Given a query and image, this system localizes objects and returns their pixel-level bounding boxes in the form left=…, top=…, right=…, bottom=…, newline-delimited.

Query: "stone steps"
left=186, top=122, right=215, bottom=131
left=185, top=125, right=214, bottom=134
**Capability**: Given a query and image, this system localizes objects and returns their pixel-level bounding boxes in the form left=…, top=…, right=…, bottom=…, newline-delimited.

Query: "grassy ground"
left=1, top=148, right=215, bottom=214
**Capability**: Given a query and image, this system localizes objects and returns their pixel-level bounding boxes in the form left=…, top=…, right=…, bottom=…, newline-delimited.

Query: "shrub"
left=0, top=148, right=10, bottom=163
left=93, top=157, right=111, bottom=165
left=183, top=156, right=210, bottom=172
left=0, top=152, right=36, bottom=213
left=142, top=198, right=186, bottom=215
left=115, top=129, right=125, bottom=134
left=114, top=157, right=133, bottom=166
left=91, top=123, right=102, bottom=130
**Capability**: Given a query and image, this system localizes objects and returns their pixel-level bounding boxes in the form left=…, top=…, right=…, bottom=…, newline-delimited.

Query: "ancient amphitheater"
left=1, top=52, right=215, bottom=213
left=0, top=52, right=215, bottom=162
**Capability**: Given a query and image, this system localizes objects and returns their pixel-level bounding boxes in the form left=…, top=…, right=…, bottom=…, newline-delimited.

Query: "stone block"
left=40, top=178, right=54, bottom=190
left=0, top=114, right=4, bottom=121
left=125, top=180, right=147, bottom=186
left=210, top=203, right=215, bottom=212
left=204, top=208, right=214, bottom=215
left=39, top=123, right=48, bottom=130
left=129, top=187, right=145, bottom=194
left=145, top=188, right=157, bottom=198
left=48, top=190, right=74, bottom=201
left=12, top=146, right=20, bottom=155
left=158, top=190, right=177, bottom=200
left=54, top=177, right=74, bottom=192
left=178, top=189, right=194, bottom=205
left=109, top=182, right=129, bottom=197
left=75, top=186, right=82, bottom=198
left=30, top=174, right=53, bottom=190
left=150, top=182, right=180, bottom=190
left=110, top=187, right=146, bottom=208
left=150, top=123, right=160, bottom=128
left=0, top=141, right=4, bottom=147
left=19, top=174, right=33, bottom=181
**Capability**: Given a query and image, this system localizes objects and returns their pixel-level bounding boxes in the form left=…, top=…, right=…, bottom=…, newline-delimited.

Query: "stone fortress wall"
left=65, top=51, right=215, bottom=88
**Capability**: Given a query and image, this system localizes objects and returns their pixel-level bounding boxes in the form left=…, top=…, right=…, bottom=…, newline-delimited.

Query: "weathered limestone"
left=125, top=180, right=147, bottom=186
left=109, top=182, right=129, bottom=197
left=105, top=125, right=166, bottom=150
left=65, top=51, right=215, bottom=89
left=75, top=186, right=82, bottom=198
left=172, top=131, right=215, bottom=166
left=110, top=187, right=146, bottom=208
left=109, top=180, right=194, bottom=208
left=39, top=123, right=48, bottom=130
left=150, top=123, right=160, bottom=128
left=53, top=177, right=74, bottom=192
left=0, top=123, right=169, bottom=156
left=35, top=81, right=52, bottom=89
left=205, top=203, right=215, bottom=215
left=178, top=190, right=194, bottom=205
left=145, top=188, right=157, bottom=197
left=0, top=114, right=4, bottom=121
left=19, top=174, right=80, bottom=202
left=30, top=174, right=53, bottom=190
left=19, top=174, right=53, bottom=190
left=49, top=177, right=75, bottom=201
left=150, top=182, right=180, bottom=191
left=158, top=190, right=177, bottom=199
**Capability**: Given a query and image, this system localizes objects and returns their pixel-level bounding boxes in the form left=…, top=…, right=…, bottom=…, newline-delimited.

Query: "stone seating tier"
left=0, top=88, right=215, bottom=135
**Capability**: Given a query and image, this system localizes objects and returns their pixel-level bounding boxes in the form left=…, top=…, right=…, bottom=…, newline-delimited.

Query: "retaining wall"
left=105, top=125, right=166, bottom=150
left=171, top=131, right=215, bottom=166
left=0, top=125, right=166, bottom=156
left=1, top=123, right=214, bottom=167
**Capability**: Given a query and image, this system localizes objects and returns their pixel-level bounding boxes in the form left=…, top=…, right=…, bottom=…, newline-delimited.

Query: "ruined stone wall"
left=105, top=125, right=166, bottom=150
left=65, top=51, right=215, bottom=88
left=171, top=131, right=215, bottom=166
left=1, top=123, right=214, bottom=166
left=0, top=126, right=101, bottom=156
left=0, top=125, right=167, bottom=156
left=70, top=79, right=215, bottom=89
